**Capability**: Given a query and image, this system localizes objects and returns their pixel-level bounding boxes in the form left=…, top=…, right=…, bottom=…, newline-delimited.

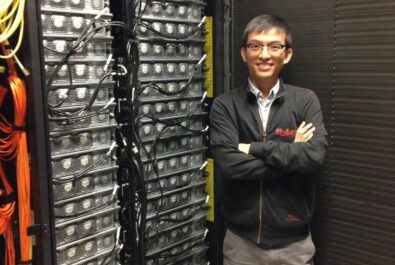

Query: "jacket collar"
left=245, top=79, right=286, bottom=103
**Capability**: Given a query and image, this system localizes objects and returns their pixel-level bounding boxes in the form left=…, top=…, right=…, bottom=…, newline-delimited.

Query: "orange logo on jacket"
left=275, top=128, right=297, bottom=138
left=286, top=214, right=301, bottom=222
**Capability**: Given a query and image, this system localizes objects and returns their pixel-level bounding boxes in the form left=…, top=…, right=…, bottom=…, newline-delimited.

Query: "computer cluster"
left=40, top=0, right=120, bottom=264
left=116, top=0, right=209, bottom=264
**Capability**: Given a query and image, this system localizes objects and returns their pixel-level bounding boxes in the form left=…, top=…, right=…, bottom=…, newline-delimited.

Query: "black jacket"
left=210, top=81, right=327, bottom=249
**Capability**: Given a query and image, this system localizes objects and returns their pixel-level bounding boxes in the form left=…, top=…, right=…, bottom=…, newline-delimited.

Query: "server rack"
left=20, top=1, right=211, bottom=265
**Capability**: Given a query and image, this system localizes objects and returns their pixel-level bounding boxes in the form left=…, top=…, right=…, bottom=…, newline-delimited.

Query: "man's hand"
left=238, top=143, right=251, bottom=154
left=294, top=121, right=315, bottom=143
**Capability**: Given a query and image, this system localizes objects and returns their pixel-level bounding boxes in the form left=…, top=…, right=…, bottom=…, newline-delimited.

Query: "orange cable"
left=10, top=74, right=31, bottom=263
left=0, top=80, right=17, bottom=265
left=0, top=41, right=31, bottom=264
left=0, top=163, right=16, bottom=265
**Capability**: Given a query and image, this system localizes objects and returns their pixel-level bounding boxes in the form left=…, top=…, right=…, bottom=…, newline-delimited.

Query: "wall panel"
left=228, top=0, right=395, bottom=264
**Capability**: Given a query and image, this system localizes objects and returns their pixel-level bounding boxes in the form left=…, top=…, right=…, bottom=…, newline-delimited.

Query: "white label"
left=152, top=4, right=161, bottom=13
left=142, top=105, right=150, bottom=114
left=168, top=102, right=175, bottom=112
left=153, top=23, right=161, bottom=32
left=53, top=16, right=65, bottom=28
left=62, top=158, right=72, bottom=170
left=58, top=65, right=67, bottom=77
left=154, top=64, right=162, bottom=74
left=67, top=247, right=76, bottom=258
left=169, top=159, right=176, bottom=167
left=85, top=242, right=93, bottom=251
left=75, top=65, right=86, bottom=76
left=103, top=216, right=111, bottom=225
left=61, top=137, right=71, bottom=148
left=166, top=24, right=174, bottom=34
left=178, top=6, right=187, bottom=16
left=167, top=64, right=175, bottom=73
left=140, top=43, right=148, bottom=54
left=76, top=87, right=87, bottom=99
left=82, top=199, right=91, bottom=209
left=143, top=126, right=151, bottom=135
left=79, top=134, right=88, bottom=146
left=83, top=221, right=92, bottom=230
left=55, top=41, right=67, bottom=53
left=170, top=195, right=177, bottom=203
left=168, top=84, right=176, bottom=92
left=72, top=17, right=84, bottom=29
left=80, top=155, right=89, bottom=167
left=155, top=104, right=164, bottom=113
left=64, top=204, right=74, bottom=214
left=81, top=177, right=90, bottom=188
left=65, top=226, right=75, bottom=236
left=169, top=177, right=177, bottom=185
left=179, top=64, right=187, bottom=73
left=179, top=25, right=186, bottom=35
left=141, top=64, right=149, bottom=74
left=63, top=183, right=73, bottom=192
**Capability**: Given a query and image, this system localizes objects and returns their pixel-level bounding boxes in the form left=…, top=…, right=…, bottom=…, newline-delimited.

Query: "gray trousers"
left=223, top=229, right=315, bottom=265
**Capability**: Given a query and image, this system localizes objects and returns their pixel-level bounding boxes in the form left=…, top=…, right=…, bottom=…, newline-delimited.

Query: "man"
left=210, top=15, right=327, bottom=265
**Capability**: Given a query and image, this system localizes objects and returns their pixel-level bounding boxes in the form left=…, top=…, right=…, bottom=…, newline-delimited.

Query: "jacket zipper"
left=256, top=92, right=285, bottom=244
left=256, top=106, right=267, bottom=244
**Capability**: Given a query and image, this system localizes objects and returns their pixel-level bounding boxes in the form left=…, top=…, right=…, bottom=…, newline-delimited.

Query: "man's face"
left=241, top=29, right=293, bottom=87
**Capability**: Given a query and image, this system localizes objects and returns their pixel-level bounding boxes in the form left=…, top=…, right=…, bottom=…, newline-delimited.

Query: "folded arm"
left=248, top=92, right=328, bottom=174
left=210, top=98, right=279, bottom=181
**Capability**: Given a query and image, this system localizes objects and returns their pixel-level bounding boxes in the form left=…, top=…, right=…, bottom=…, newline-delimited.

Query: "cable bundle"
left=0, top=0, right=25, bottom=59
left=0, top=156, right=15, bottom=265
left=0, top=42, right=31, bottom=265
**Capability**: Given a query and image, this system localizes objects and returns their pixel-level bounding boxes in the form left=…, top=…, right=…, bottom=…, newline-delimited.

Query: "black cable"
left=54, top=200, right=116, bottom=219
left=137, top=20, right=205, bottom=40
left=52, top=143, right=116, bottom=185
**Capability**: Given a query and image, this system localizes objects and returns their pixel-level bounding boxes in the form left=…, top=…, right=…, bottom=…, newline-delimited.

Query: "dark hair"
left=241, top=14, right=292, bottom=48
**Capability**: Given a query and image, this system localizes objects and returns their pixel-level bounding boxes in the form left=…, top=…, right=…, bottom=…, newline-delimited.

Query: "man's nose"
left=258, top=45, right=271, bottom=58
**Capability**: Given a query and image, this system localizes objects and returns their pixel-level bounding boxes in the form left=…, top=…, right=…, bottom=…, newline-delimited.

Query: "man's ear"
left=283, top=48, right=293, bottom=64
left=241, top=47, right=247, bottom=63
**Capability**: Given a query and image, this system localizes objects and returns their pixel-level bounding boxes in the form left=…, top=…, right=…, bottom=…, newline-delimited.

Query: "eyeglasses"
left=246, top=43, right=287, bottom=55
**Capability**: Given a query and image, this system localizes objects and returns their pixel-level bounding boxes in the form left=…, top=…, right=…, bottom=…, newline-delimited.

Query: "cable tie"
left=106, top=142, right=117, bottom=156
left=0, top=192, right=15, bottom=207
left=132, top=143, right=139, bottom=154
left=12, top=124, right=26, bottom=131
left=197, top=16, right=207, bottom=28
left=203, top=229, right=208, bottom=240
left=199, top=160, right=208, bottom=171
left=104, top=97, right=115, bottom=109
left=197, top=54, right=207, bottom=66
left=119, top=131, right=127, bottom=147
left=104, top=54, right=113, bottom=72
left=118, top=243, right=124, bottom=252
left=200, top=91, right=207, bottom=103
left=94, top=7, right=109, bottom=20
left=111, top=185, right=119, bottom=201
left=116, top=226, right=121, bottom=245
left=18, top=260, right=33, bottom=265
